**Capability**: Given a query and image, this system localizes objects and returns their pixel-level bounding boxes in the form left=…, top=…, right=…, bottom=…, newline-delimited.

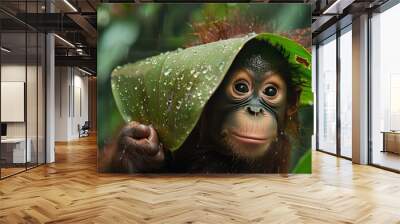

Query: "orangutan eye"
left=263, top=86, right=277, bottom=97
left=234, top=82, right=249, bottom=94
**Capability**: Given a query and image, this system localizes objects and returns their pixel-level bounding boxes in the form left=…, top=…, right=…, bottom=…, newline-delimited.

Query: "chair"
left=78, top=121, right=90, bottom=138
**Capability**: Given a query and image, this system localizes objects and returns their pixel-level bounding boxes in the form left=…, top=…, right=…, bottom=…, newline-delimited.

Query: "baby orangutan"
left=106, top=40, right=301, bottom=173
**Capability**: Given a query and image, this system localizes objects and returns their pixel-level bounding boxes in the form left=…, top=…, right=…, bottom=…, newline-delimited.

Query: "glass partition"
left=0, top=1, right=46, bottom=179
left=1, top=30, right=28, bottom=177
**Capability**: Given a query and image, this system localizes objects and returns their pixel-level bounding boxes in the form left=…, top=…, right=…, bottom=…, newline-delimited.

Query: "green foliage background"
left=98, top=3, right=312, bottom=173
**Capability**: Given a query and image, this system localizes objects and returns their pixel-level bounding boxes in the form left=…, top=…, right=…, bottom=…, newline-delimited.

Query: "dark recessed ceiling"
left=1, top=0, right=393, bottom=73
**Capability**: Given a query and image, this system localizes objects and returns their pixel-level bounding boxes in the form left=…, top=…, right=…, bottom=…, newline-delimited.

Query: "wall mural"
left=97, top=3, right=313, bottom=174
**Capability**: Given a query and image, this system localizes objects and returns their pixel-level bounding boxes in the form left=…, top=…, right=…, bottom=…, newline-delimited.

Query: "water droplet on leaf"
left=164, top=68, right=172, bottom=76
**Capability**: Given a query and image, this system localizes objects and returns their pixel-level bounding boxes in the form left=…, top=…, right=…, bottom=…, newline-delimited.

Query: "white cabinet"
left=1, top=138, right=32, bottom=163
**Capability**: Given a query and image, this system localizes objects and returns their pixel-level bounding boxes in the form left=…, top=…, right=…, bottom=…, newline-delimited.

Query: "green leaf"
left=292, top=149, right=312, bottom=173
left=111, top=33, right=311, bottom=151
left=255, top=34, right=312, bottom=106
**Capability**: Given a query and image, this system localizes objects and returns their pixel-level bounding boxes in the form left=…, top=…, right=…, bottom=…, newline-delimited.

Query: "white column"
left=46, top=34, right=55, bottom=163
left=46, top=33, right=55, bottom=163
left=45, top=1, right=55, bottom=163
left=352, top=14, right=369, bottom=164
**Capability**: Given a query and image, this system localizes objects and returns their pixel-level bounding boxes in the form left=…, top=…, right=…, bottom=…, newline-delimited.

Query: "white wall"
left=55, top=66, right=69, bottom=141
left=54, top=67, right=89, bottom=141
left=71, top=73, right=89, bottom=138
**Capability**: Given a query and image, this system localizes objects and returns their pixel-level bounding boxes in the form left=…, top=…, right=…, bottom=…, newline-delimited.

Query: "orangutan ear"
left=286, top=87, right=301, bottom=117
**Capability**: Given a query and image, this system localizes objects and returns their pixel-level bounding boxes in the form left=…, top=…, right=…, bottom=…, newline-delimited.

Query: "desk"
left=382, top=131, right=400, bottom=154
left=1, top=138, right=31, bottom=163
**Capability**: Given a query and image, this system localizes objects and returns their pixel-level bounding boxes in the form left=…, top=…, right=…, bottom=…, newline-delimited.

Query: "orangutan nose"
left=246, top=106, right=264, bottom=116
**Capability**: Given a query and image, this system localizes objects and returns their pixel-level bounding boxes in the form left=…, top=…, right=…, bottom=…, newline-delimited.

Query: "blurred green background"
left=97, top=3, right=312, bottom=172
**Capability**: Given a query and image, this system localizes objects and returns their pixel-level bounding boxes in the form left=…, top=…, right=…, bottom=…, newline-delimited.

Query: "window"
left=370, top=3, right=400, bottom=171
left=339, top=27, right=352, bottom=158
left=317, top=35, right=337, bottom=154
